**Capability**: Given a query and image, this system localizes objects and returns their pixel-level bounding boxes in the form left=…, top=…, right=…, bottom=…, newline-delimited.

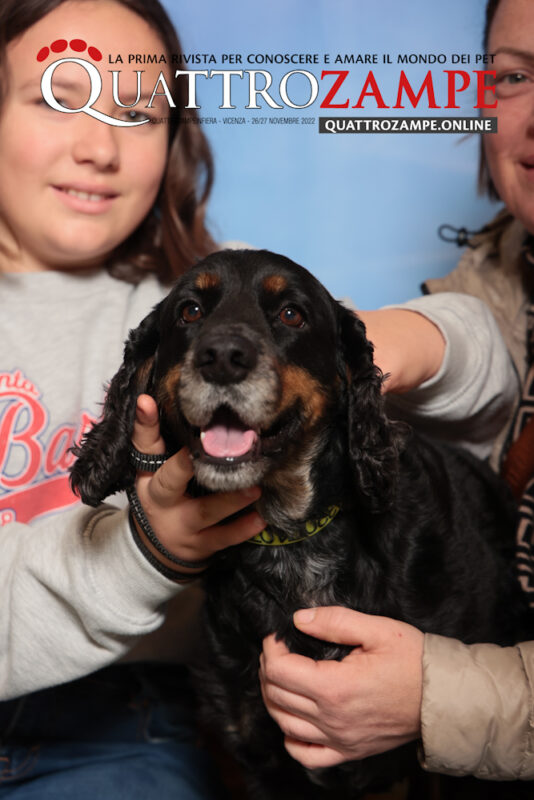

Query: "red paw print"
left=36, top=39, right=102, bottom=62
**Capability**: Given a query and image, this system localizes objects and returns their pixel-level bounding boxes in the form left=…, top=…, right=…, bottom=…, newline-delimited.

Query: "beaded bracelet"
left=129, top=446, right=169, bottom=473
left=126, top=484, right=212, bottom=571
left=128, top=513, right=199, bottom=583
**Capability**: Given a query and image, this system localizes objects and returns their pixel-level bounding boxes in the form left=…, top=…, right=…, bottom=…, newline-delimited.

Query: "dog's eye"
left=180, top=302, right=203, bottom=324
left=279, top=306, right=305, bottom=328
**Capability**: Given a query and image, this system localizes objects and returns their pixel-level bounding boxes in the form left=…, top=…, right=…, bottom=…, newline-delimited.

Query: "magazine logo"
left=39, top=55, right=498, bottom=128
left=41, top=57, right=153, bottom=127
left=40, top=57, right=321, bottom=126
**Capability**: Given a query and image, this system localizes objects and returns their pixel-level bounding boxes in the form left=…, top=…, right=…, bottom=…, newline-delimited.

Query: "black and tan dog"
left=71, top=249, right=529, bottom=798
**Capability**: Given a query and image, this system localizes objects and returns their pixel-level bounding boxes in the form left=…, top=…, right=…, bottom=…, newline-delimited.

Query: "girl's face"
left=0, top=0, right=171, bottom=272
left=484, top=0, right=534, bottom=234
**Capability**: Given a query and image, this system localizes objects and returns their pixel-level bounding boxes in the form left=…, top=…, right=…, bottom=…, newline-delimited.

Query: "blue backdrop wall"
left=161, top=0, right=499, bottom=307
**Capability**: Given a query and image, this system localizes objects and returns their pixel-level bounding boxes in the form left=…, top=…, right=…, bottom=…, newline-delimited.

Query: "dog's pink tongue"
left=201, top=425, right=257, bottom=458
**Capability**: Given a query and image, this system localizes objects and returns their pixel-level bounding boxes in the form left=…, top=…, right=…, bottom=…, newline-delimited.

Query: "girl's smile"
left=52, top=182, right=119, bottom=214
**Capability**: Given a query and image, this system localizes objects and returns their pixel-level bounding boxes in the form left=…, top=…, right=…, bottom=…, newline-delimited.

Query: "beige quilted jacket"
left=420, top=212, right=534, bottom=780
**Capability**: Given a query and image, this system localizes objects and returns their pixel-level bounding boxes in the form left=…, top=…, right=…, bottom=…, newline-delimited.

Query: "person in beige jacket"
left=259, top=0, right=534, bottom=784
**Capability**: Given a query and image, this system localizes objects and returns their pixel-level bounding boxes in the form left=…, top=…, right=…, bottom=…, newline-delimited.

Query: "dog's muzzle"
left=176, top=327, right=287, bottom=490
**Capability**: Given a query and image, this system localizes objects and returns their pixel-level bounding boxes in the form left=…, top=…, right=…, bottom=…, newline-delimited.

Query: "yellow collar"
left=248, top=504, right=340, bottom=547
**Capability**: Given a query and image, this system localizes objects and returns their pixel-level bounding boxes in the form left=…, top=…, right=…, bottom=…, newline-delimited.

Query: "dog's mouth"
left=199, top=406, right=259, bottom=464
left=189, top=405, right=296, bottom=467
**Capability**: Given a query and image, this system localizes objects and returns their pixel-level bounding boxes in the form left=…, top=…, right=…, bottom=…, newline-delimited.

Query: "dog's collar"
left=248, top=504, right=340, bottom=546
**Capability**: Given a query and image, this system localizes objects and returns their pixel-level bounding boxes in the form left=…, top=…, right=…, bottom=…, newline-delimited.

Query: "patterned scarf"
left=502, top=239, right=534, bottom=607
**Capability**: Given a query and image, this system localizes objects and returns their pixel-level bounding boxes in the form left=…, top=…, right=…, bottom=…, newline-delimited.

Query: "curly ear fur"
left=70, top=306, right=161, bottom=506
left=337, top=304, right=403, bottom=512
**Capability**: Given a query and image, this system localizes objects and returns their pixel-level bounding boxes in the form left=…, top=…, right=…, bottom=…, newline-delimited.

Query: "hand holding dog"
left=131, top=394, right=266, bottom=575
left=259, top=606, right=424, bottom=769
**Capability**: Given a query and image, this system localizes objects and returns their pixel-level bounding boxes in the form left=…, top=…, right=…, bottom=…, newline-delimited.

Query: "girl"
left=0, top=0, right=264, bottom=797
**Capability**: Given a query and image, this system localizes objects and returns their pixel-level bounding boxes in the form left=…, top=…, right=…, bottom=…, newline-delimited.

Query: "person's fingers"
left=260, top=700, right=328, bottom=745
left=144, top=447, right=195, bottom=505
left=260, top=634, right=323, bottom=697
left=259, top=669, right=318, bottom=720
left=156, top=506, right=266, bottom=564
left=283, top=739, right=347, bottom=770
left=199, top=508, right=266, bottom=550
left=132, top=394, right=166, bottom=455
left=293, top=606, right=392, bottom=650
left=260, top=633, right=291, bottom=669
left=177, top=485, right=262, bottom=535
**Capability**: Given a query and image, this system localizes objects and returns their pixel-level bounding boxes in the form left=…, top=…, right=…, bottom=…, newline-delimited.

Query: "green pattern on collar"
left=248, top=504, right=340, bottom=547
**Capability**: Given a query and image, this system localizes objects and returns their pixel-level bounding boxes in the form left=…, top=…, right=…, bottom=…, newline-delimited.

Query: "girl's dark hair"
left=478, top=0, right=501, bottom=199
left=0, top=0, right=217, bottom=283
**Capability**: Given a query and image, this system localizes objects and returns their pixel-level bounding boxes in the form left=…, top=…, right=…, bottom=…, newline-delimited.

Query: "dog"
left=70, top=249, right=530, bottom=798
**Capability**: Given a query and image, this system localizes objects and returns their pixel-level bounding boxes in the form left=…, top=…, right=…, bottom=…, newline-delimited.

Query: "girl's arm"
left=0, top=397, right=265, bottom=701
left=359, top=292, right=520, bottom=459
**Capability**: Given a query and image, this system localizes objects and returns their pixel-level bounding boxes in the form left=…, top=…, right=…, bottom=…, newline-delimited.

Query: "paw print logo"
left=37, top=40, right=152, bottom=128
left=37, top=39, right=102, bottom=62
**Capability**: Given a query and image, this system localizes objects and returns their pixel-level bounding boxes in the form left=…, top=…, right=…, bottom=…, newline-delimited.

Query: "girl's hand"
left=131, top=394, right=265, bottom=577
left=259, top=606, right=423, bottom=769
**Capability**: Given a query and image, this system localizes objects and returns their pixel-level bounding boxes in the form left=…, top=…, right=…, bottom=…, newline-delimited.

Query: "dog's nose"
left=195, top=333, right=258, bottom=385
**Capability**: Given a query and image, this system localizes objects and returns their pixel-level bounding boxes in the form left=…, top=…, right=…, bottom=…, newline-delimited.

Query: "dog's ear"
left=336, top=304, right=401, bottom=512
left=70, top=305, right=161, bottom=506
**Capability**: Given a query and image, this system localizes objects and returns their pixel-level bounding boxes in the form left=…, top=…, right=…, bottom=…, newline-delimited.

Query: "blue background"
left=162, top=0, right=499, bottom=307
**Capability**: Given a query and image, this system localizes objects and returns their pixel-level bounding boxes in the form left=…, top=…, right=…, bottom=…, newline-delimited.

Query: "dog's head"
left=71, top=250, right=400, bottom=517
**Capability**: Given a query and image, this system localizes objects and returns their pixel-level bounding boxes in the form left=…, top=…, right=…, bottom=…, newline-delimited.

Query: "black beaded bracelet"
left=126, top=485, right=212, bottom=571
left=128, top=513, right=199, bottom=583
left=129, top=446, right=169, bottom=473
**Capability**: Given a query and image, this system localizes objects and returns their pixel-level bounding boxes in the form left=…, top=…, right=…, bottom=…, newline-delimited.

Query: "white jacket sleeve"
left=383, top=293, right=520, bottom=460
left=0, top=505, right=183, bottom=700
